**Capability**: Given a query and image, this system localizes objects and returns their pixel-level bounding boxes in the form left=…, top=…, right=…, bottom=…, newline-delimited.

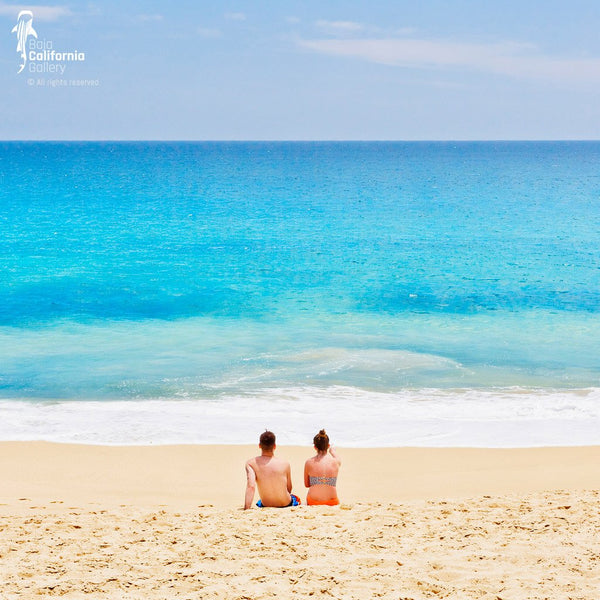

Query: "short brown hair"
left=259, top=430, right=276, bottom=449
left=313, top=429, right=329, bottom=452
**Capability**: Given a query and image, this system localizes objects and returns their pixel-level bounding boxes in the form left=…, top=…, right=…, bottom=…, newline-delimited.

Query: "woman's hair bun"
left=313, top=429, right=330, bottom=451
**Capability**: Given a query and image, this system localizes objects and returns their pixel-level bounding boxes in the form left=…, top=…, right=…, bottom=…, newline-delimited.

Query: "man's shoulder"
left=273, top=456, right=291, bottom=469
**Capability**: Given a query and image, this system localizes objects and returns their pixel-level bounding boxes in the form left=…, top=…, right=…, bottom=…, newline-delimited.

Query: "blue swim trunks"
left=256, top=494, right=301, bottom=508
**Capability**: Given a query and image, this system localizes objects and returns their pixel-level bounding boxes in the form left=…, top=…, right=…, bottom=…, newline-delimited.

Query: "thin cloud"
left=394, top=27, right=417, bottom=36
left=224, top=12, right=246, bottom=21
left=0, top=3, right=72, bottom=20
left=137, top=14, right=163, bottom=22
left=298, top=37, right=600, bottom=85
left=86, top=4, right=102, bottom=17
left=197, top=27, right=222, bottom=39
left=316, top=19, right=364, bottom=33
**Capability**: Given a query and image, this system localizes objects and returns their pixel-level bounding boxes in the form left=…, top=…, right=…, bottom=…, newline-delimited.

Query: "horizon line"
left=2, top=138, right=600, bottom=143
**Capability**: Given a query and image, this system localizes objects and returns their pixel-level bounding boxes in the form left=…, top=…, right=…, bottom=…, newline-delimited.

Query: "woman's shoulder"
left=314, top=455, right=339, bottom=471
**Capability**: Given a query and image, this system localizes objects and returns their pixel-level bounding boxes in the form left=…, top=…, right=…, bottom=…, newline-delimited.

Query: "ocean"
left=1, top=141, right=599, bottom=446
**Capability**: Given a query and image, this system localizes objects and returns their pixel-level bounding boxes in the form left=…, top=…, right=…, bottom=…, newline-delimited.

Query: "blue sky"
left=1, top=0, right=600, bottom=140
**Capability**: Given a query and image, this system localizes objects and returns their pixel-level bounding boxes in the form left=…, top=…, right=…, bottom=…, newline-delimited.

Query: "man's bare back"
left=244, top=431, right=294, bottom=509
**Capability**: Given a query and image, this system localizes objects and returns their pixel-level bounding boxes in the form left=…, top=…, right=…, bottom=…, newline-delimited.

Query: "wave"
left=1, top=386, right=598, bottom=447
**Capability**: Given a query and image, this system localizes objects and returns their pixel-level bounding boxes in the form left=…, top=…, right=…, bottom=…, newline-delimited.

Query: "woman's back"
left=304, top=430, right=341, bottom=506
left=306, top=453, right=339, bottom=482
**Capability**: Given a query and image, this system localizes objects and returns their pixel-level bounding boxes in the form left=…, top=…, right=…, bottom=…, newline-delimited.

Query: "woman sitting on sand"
left=304, top=429, right=341, bottom=506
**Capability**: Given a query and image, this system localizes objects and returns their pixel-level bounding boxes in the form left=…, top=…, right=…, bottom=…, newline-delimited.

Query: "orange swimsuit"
left=307, top=497, right=340, bottom=506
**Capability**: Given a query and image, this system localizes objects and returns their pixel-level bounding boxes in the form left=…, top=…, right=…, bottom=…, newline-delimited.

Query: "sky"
left=1, top=0, right=600, bottom=140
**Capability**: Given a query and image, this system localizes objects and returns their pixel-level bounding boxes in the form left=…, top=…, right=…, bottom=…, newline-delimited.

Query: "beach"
left=1, top=143, right=600, bottom=597
left=3, top=1, right=600, bottom=594
left=1, top=443, right=598, bottom=598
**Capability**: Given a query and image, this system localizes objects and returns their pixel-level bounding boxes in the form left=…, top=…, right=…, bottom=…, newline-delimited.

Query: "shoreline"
left=1, top=441, right=599, bottom=510
left=2, top=387, right=599, bottom=449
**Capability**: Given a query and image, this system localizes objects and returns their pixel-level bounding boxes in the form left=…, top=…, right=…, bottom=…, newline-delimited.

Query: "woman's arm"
left=329, top=446, right=341, bottom=466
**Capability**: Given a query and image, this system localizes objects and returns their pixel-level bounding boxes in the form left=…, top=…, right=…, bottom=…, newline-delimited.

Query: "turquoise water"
left=1, top=141, right=599, bottom=445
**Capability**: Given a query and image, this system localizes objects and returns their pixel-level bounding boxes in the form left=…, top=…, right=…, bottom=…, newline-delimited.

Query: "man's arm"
left=244, top=462, right=256, bottom=510
left=286, top=462, right=292, bottom=493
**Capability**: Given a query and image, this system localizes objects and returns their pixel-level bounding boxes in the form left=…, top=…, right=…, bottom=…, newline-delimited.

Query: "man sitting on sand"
left=244, top=430, right=301, bottom=509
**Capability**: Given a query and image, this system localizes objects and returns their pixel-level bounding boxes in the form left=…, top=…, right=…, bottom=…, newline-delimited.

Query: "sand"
left=0, top=442, right=599, bottom=599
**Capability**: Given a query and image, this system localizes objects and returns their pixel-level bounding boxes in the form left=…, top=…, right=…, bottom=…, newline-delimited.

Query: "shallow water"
left=1, top=141, right=599, bottom=445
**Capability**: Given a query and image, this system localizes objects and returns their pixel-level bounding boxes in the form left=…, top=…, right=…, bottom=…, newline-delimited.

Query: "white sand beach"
left=0, top=443, right=599, bottom=598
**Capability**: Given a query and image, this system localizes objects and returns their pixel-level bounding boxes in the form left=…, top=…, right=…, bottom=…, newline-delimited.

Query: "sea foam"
left=1, top=387, right=598, bottom=447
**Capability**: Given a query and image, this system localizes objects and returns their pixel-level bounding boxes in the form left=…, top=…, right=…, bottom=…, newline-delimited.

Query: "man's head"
left=259, top=430, right=276, bottom=451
